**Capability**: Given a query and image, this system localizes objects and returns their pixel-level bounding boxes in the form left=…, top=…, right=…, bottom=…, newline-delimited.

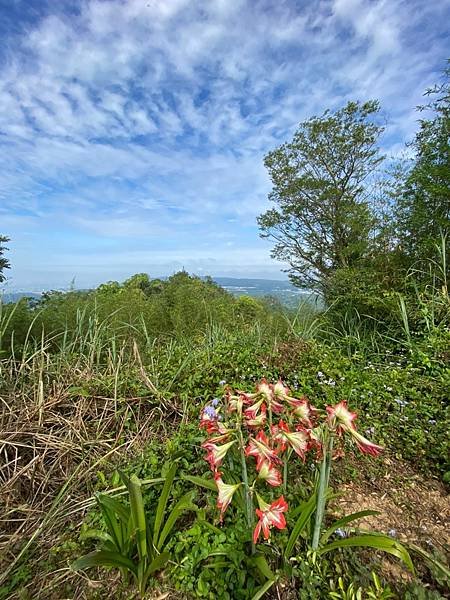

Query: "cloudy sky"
left=0, top=0, right=449, bottom=290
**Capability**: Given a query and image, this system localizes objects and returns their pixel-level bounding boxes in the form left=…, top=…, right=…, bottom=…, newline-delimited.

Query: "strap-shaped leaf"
left=251, top=579, right=276, bottom=600
left=247, top=554, right=275, bottom=581
left=79, top=528, right=112, bottom=543
left=320, top=510, right=380, bottom=544
left=96, top=496, right=124, bottom=551
left=319, top=534, right=415, bottom=573
left=141, top=551, right=170, bottom=592
left=127, top=474, right=148, bottom=562
left=153, top=463, right=177, bottom=548
left=71, top=550, right=137, bottom=575
left=408, top=543, right=450, bottom=580
left=285, top=494, right=317, bottom=558
left=181, top=474, right=217, bottom=491
left=156, top=491, right=196, bottom=550
left=96, top=493, right=130, bottom=525
left=289, top=493, right=316, bottom=519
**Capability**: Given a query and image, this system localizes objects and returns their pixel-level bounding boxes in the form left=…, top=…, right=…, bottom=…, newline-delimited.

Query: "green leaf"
left=153, top=463, right=177, bottom=548
left=157, top=491, right=196, bottom=550
left=248, top=554, right=275, bottom=581
left=319, top=534, right=415, bottom=573
left=182, top=474, right=217, bottom=491
left=79, top=528, right=112, bottom=543
left=96, top=493, right=130, bottom=525
left=71, top=550, right=137, bottom=575
left=141, top=552, right=170, bottom=590
left=96, top=495, right=126, bottom=551
left=121, top=473, right=147, bottom=562
left=251, top=578, right=276, bottom=600
left=285, top=493, right=317, bottom=558
left=320, top=510, right=380, bottom=544
left=408, top=543, right=450, bottom=581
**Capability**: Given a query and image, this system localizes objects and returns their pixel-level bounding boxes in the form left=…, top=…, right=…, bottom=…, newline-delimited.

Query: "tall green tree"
left=0, top=236, right=10, bottom=283
left=396, top=63, right=450, bottom=268
left=258, top=101, right=384, bottom=296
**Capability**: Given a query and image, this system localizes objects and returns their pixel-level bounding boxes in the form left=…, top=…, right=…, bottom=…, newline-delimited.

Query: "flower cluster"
left=200, top=379, right=382, bottom=543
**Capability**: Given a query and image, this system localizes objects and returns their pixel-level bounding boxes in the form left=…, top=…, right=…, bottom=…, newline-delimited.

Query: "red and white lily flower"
left=227, top=392, right=252, bottom=415
left=257, top=379, right=284, bottom=414
left=327, top=401, right=383, bottom=456
left=245, top=404, right=267, bottom=428
left=326, top=400, right=357, bottom=433
left=258, top=460, right=282, bottom=487
left=253, top=495, right=288, bottom=543
left=349, top=430, right=383, bottom=456
left=272, top=420, right=310, bottom=460
left=286, top=397, right=316, bottom=428
left=246, top=430, right=281, bottom=471
left=215, top=474, right=240, bottom=521
left=272, top=380, right=290, bottom=400
left=202, top=439, right=236, bottom=473
left=244, top=397, right=266, bottom=421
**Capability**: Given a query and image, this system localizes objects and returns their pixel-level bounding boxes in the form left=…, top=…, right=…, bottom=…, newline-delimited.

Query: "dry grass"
left=0, top=346, right=180, bottom=599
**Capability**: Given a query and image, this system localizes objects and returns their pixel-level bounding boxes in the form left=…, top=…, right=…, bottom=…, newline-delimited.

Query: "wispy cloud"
left=0, top=0, right=448, bottom=288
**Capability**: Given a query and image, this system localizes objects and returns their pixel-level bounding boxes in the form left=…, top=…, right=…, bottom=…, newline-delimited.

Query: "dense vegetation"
left=0, top=65, right=449, bottom=599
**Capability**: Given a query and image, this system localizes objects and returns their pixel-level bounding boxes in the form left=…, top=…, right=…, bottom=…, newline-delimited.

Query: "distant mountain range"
left=1, top=278, right=318, bottom=307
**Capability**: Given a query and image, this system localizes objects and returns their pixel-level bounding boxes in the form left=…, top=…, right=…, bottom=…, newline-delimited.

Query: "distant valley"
left=1, top=277, right=317, bottom=307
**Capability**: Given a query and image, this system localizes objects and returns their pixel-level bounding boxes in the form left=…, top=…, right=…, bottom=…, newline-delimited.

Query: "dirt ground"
left=332, top=456, right=450, bottom=586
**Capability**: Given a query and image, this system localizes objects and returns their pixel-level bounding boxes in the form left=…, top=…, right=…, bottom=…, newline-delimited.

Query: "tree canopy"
left=258, top=101, right=384, bottom=295
left=396, top=63, right=450, bottom=268
left=0, top=236, right=10, bottom=283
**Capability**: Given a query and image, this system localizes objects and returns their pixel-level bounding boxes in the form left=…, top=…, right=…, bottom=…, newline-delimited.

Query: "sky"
left=0, top=0, right=449, bottom=290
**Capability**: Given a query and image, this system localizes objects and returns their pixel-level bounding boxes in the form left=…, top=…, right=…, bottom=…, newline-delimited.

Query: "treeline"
left=0, top=271, right=287, bottom=355
left=259, top=63, right=449, bottom=332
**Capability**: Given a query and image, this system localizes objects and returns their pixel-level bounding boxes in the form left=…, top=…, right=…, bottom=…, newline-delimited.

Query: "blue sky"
left=0, top=0, right=449, bottom=290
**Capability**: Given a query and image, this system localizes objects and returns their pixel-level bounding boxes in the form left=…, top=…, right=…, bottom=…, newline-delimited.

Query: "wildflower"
left=200, top=404, right=219, bottom=434
left=215, top=475, right=240, bottom=521
left=326, top=401, right=383, bottom=457
left=219, top=380, right=226, bottom=385
left=326, top=400, right=357, bottom=433
left=349, top=429, right=383, bottom=457
left=202, top=440, right=236, bottom=473
left=245, top=404, right=267, bottom=428
left=272, top=420, right=310, bottom=460
left=335, top=528, right=347, bottom=538
left=394, top=398, right=408, bottom=407
left=258, top=460, right=282, bottom=487
left=388, top=529, right=397, bottom=538
left=257, top=379, right=284, bottom=414
left=253, top=496, right=288, bottom=543
left=211, top=398, right=220, bottom=407
left=246, top=430, right=281, bottom=471
left=285, top=397, right=316, bottom=427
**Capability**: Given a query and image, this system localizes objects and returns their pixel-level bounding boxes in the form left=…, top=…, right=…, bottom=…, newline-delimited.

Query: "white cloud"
left=0, top=0, right=448, bottom=286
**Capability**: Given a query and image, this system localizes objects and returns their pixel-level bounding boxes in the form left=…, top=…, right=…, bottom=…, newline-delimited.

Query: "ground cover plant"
left=0, top=271, right=448, bottom=599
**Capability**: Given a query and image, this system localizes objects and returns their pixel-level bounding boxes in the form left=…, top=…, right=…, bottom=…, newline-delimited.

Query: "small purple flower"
left=219, top=380, right=226, bottom=386
left=203, top=405, right=217, bottom=419
left=335, top=528, right=347, bottom=538
left=211, top=398, right=220, bottom=407
left=388, top=529, right=397, bottom=538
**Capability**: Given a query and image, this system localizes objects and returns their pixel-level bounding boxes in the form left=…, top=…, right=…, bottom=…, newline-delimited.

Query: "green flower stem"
left=238, top=427, right=255, bottom=553
left=312, top=432, right=334, bottom=550
left=283, top=448, right=292, bottom=493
